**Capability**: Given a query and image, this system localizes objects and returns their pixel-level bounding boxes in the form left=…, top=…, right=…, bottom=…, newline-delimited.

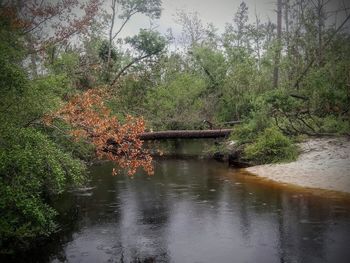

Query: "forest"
left=1, top=0, right=350, bottom=255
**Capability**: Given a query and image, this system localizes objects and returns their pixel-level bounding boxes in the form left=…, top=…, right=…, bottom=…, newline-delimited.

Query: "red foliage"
left=49, top=89, right=153, bottom=176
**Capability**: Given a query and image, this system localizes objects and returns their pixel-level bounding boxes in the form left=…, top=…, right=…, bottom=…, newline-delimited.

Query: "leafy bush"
left=317, top=116, right=350, bottom=134
left=230, top=99, right=272, bottom=144
left=0, top=128, right=85, bottom=252
left=145, top=73, right=205, bottom=129
left=244, top=127, right=298, bottom=164
left=304, top=59, right=350, bottom=116
left=0, top=26, right=87, bottom=253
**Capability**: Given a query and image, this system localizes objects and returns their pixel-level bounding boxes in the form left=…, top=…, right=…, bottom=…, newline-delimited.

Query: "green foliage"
left=1, top=0, right=350, bottom=253
left=317, top=116, right=350, bottom=134
left=110, top=75, right=149, bottom=116
left=260, top=89, right=303, bottom=113
left=0, top=73, right=72, bottom=129
left=229, top=91, right=288, bottom=144
left=0, top=127, right=85, bottom=251
left=146, top=73, right=205, bottom=129
left=126, top=29, right=166, bottom=55
left=244, top=127, right=298, bottom=164
left=304, top=59, right=350, bottom=116
left=229, top=92, right=299, bottom=164
left=117, top=0, right=162, bottom=19
left=230, top=111, right=272, bottom=144
left=43, top=120, right=96, bottom=161
left=49, top=52, right=79, bottom=78
left=191, top=46, right=227, bottom=90
left=218, top=61, right=262, bottom=121
left=0, top=22, right=87, bottom=252
left=98, top=40, right=119, bottom=62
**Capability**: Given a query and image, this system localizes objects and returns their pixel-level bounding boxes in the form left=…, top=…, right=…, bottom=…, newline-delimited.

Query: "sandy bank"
left=245, top=137, right=350, bottom=194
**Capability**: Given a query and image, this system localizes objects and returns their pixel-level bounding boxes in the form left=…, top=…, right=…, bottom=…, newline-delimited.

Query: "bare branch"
left=110, top=51, right=161, bottom=86
left=294, top=13, right=350, bottom=88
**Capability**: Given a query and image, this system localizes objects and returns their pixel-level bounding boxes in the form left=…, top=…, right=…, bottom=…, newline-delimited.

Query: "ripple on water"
left=13, top=158, right=350, bottom=263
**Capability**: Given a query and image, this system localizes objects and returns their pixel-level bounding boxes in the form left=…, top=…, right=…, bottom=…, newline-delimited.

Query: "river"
left=18, top=140, right=350, bottom=262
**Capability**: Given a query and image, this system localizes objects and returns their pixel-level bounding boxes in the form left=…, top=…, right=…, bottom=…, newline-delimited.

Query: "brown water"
left=17, top=156, right=350, bottom=263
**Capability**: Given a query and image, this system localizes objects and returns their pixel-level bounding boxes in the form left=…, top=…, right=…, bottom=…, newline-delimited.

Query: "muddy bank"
left=245, top=137, right=350, bottom=193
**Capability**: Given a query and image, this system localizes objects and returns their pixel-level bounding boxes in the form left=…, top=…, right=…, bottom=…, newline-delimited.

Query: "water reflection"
left=14, top=159, right=350, bottom=262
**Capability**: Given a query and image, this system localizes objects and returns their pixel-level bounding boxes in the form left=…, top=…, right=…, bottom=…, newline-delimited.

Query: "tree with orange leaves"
left=1, top=0, right=154, bottom=176
left=48, top=89, right=154, bottom=176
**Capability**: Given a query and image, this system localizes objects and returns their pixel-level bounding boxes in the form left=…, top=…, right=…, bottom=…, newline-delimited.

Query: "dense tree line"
left=102, top=1, right=350, bottom=133
left=0, top=0, right=349, bottom=253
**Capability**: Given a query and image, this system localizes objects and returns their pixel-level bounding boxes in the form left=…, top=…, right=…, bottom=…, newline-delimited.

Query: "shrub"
left=0, top=28, right=87, bottom=253
left=230, top=108, right=272, bottom=144
left=145, top=73, right=205, bottom=129
left=318, top=116, right=350, bottom=134
left=0, top=128, right=86, bottom=252
left=244, top=127, right=298, bottom=164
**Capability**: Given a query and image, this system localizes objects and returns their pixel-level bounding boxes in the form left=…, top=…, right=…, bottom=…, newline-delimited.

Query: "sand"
left=245, top=137, right=350, bottom=194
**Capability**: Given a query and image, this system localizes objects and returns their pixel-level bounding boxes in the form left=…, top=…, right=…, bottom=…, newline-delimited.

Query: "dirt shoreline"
left=245, top=137, right=350, bottom=194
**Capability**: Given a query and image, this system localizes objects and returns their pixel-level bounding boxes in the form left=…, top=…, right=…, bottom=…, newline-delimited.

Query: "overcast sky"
left=110, top=0, right=349, bottom=38
left=159, top=0, right=276, bottom=32
left=118, top=0, right=275, bottom=38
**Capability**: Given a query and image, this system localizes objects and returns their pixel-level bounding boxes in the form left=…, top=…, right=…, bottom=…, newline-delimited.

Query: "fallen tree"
left=139, top=129, right=233, bottom=140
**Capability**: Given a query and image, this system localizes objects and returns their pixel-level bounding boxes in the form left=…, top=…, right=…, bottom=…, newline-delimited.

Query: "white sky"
left=109, top=0, right=349, bottom=39
left=118, top=0, right=276, bottom=38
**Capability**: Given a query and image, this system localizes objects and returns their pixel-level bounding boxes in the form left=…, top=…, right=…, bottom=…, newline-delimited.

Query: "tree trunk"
left=273, top=0, right=283, bottom=89
left=317, top=0, right=325, bottom=66
left=107, top=0, right=117, bottom=72
left=284, top=0, right=290, bottom=56
left=139, top=129, right=233, bottom=140
left=254, top=11, right=261, bottom=69
left=26, top=34, right=38, bottom=78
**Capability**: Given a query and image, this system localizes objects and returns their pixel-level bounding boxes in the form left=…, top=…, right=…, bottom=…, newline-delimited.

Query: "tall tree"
left=176, top=11, right=206, bottom=48
left=234, top=1, right=249, bottom=48
left=284, top=0, right=290, bottom=55
left=273, top=0, right=283, bottom=88
left=313, top=0, right=327, bottom=65
left=106, top=0, right=162, bottom=71
left=110, top=29, right=166, bottom=85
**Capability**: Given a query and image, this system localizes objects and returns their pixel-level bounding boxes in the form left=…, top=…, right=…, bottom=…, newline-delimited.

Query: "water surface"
left=22, top=157, right=350, bottom=263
